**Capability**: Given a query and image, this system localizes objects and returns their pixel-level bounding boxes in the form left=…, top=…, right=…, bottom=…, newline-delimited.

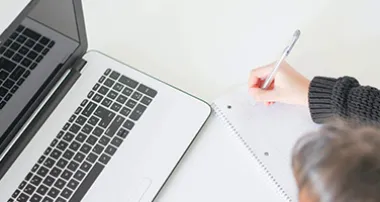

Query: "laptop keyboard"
left=0, top=25, right=55, bottom=109
left=7, top=69, right=157, bottom=202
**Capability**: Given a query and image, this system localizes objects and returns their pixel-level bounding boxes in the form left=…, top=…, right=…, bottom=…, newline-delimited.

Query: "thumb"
left=249, top=87, right=280, bottom=102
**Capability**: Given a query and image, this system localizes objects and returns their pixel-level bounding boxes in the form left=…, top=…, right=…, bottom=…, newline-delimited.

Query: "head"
left=291, top=119, right=380, bottom=202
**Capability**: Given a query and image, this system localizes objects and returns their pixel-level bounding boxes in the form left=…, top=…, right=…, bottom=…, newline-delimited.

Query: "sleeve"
left=308, top=76, right=380, bottom=124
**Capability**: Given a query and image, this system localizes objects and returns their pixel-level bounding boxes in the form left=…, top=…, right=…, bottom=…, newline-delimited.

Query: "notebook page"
left=213, top=86, right=320, bottom=201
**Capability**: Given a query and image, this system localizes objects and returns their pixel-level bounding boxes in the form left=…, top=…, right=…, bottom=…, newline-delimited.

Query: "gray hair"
left=291, top=119, right=380, bottom=202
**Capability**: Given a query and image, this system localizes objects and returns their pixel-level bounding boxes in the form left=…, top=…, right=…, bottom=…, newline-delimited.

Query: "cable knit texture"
left=308, top=76, right=380, bottom=124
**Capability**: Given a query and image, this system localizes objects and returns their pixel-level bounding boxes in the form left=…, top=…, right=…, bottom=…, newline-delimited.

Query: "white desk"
left=81, top=0, right=380, bottom=201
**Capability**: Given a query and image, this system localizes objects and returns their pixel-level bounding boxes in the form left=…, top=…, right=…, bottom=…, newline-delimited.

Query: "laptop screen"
left=0, top=0, right=86, bottom=156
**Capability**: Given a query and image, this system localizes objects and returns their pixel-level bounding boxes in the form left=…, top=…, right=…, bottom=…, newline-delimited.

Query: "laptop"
left=0, top=0, right=211, bottom=201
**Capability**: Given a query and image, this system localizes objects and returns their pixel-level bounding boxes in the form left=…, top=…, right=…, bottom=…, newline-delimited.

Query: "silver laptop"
left=0, top=0, right=211, bottom=201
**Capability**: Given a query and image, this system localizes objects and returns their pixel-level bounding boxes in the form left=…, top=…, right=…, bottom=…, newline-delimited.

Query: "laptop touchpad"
left=128, top=178, right=152, bottom=202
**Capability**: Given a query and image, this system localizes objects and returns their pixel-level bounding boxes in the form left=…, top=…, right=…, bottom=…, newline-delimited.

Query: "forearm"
left=308, top=76, right=380, bottom=124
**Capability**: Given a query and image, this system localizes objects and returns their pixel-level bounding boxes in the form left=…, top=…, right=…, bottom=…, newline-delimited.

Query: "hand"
left=248, top=61, right=310, bottom=106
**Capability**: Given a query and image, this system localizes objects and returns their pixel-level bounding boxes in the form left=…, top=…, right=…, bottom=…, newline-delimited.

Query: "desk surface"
left=82, top=0, right=380, bottom=201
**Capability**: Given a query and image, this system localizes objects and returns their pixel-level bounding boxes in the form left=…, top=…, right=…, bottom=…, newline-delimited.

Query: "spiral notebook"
left=210, top=86, right=320, bottom=201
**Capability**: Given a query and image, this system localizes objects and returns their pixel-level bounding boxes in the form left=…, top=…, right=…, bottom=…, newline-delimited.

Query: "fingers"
left=248, top=63, right=275, bottom=88
left=249, top=87, right=279, bottom=103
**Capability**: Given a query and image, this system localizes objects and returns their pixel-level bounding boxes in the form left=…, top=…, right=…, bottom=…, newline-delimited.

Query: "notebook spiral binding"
left=211, top=103, right=293, bottom=202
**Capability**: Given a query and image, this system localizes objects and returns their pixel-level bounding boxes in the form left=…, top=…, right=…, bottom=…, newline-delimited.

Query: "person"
left=248, top=61, right=380, bottom=202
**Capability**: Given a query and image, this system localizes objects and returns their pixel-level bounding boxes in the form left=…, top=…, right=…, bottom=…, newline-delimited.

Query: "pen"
left=261, top=30, right=301, bottom=89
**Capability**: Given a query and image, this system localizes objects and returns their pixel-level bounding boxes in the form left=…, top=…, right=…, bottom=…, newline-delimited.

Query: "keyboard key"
left=30, top=194, right=42, bottom=202
left=63, top=150, right=74, bottom=160
left=57, top=141, right=68, bottom=151
left=30, top=63, right=38, bottom=70
left=40, top=37, right=50, bottom=45
left=117, top=128, right=129, bottom=138
left=98, top=86, right=109, bottom=95
left=119, top=75, right=138, bottom=89
left=63, top=123, right=70, bottom=131
left=10, top=33, right=18, bottom=40
left=122, top=87, right=133, bottom=96
left=57, top=159, right=68, bottom=169
left=23, top=28, right=41, bottom=41
left=31, top=175, right=42, bottom=186
left=18, top=181, right=27, bottom=189
left=92, top=93, right=103, bottom=103
left=86, top=135, right=98, bottom=146
left=16, top=25, right=25, bottom=32
left=27, top=51, right=38, bottom=60
left=36, top=55, right=43, bottom=63
left=110, top=71, right=120, bottom=80
left=82, top=101, right=97, bottom=117
left=63, top=132, right=75, bottom=142
left=11, top=86, right=19, bottom=93
left=113, top=83, right=123, bottom=92
left=12, top=189, right=20, bottom=198
left=0, top=58, right=16, bottom=72
left=69, top=141, right=81, bottom=151
left=36, top=185, right=49, bottom=196
left=0, top=101, right=6, bottom=109
left=4, top=93, right=12, bottom=101
left=10, top=42, right=20, bottom=51
left=80, top=161, right=91, bottom=172
left=17, top=78, right=25, bottom=85
left=50, top=139, right=58, bottom=147
left=4, top=49, right=14, bottom=58
left=104, top=69, right=111, bottom=75
left=99, top=154, right=111, bottom=165
left=75, top=133, right=87, bottom=143
left=50, top=149, right=62, bottom=160
left=42, top=197, right=53, bottom=202
left=0, top=87, right=7, bottom=97
left=69, top=124, right=80, bottom=134
left=126, top=99, right=137, bottom=109
left=44, top=158, right=56, bottom=168
left=33, top=44, right=44, bottom=52
left=0, top=47, right=5, bottom=54
left=68, top=161, right=79, bottom=172
left=82, top=124, right=93, bottom=134
left=37, top=166, right=49, bottom=177
left=116, top=94, right=127, bottom=104
left=95, top=106, right=115, bottom=128
left=57, top=131, right=64, bottom=138
left=25, top=172, right=33, bottom=181
left=50, top=167, right=62, bottom=177
left=92, top=127, right=104, bottom=137
left=101, top=98, right=112, bottom=107
left=131, top=91, right=142, bottom=101
left=16, top=35, right=27, bottom=44
left=38, top=156, right=46, bottom=164
left=105, top=145, right=117, bottom=156
left=24, top=184, right=36, bottom=195
left=104, top=115, right=125, bottom=138
left=137, top=84, right=157, bottom=98
left=111, top=136, right=123, bottom=148
left=92, top=83, right=100, bottom=91
left=61, top=188, right=73, bottom=199
left=16, top=193, right=29, bottom=202
left=54, top=178, right=66, bottom=189
left=75, top=107, right=82, bottom=114
left=43, top=176, right=55, bottom=187
left=74, top=169, right=86, bottom=181
left=70, top=163, right=104, bottom=202
left=18, top=46, right=28, bottom=56
left=4, top=40, right=12, bottom=47
left=80, top=144, right=91, bottom=154
left=99, top=136, right=110, bottom=146
left=25, top=39, right=35, bottom=48
left=107, top=90, right=118, bottom=99
left=87, top=116, right=99, bottom=126
left=4, top=79, right=15, bottom=89
left=92, top=144, right=104, bottom=155
left=130, top=104, right=147, bottom=121
left=104, top=78, right=114, bottom=88
left=80, top=99, right=88, bottom=107
left=48, top=41, right=55, bottom=48
left=47, top=187, right=59, bottom=199
left=31, top=164, right=39, bottom=172
left=123, top=120, right=134, bottom=130
left=98, top=76, right=105, bottom=83
left=21, top=58, right=31, bottom=67
left=74, top=152, right=85, bottom=163
left=86, top=153, right=98, bottom=163
left=42, top=48, right=49, bottom=56
left=68, top=115, right=76, bottom=123
left=68, top=179, right=79, bottom=190
left=110, top=102, right=121, bottom=112
left=61, top=170, right=73, bottom=181
left=87, top=91, right=94, bottom=99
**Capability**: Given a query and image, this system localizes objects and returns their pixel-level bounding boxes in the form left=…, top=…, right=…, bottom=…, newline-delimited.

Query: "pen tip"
left=294, top=30, right=301, bottom=37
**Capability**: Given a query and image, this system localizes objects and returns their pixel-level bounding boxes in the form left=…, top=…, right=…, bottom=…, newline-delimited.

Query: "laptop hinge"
left=0, top=59, right=86, bottom=179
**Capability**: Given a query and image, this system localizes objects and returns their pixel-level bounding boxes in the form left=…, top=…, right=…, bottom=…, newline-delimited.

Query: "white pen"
left=261, top=30, right=301, bottom=89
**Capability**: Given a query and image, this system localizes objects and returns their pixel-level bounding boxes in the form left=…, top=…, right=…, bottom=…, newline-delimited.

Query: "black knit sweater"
left=308, top=76, right=380, bottom=124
